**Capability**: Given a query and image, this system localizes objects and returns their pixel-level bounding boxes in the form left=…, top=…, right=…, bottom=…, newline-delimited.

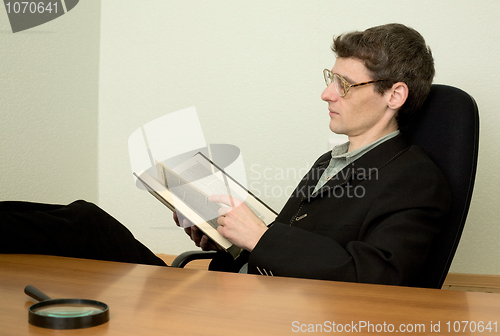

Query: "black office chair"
left=173, top=84, right=480, bottom=289
left=405, top=84, right=479, bottom=288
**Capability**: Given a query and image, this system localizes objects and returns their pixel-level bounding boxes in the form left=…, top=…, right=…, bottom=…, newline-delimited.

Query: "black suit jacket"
left=211, top=134, right=450, bottom=286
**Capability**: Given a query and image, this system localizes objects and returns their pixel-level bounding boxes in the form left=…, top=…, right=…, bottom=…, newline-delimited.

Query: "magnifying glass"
left=24, top=285, right=109, bottom=329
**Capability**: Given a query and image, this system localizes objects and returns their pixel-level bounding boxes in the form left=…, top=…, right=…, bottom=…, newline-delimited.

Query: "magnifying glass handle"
left=25, top=285, right=52, bottom=302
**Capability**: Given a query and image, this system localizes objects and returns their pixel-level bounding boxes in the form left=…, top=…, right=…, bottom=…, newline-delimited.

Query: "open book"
left=134, top=152, right=277, bottom=259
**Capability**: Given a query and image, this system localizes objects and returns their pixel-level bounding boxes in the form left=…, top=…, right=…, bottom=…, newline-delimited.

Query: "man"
left=178, top=23, right=450, bottom=286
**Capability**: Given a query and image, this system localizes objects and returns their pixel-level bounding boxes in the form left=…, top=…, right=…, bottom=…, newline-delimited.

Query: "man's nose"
left=321, top=84, right=339, bottom=102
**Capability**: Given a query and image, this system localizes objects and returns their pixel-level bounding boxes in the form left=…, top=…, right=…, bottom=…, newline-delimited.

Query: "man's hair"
left=332, top=23, right=434, bottom=125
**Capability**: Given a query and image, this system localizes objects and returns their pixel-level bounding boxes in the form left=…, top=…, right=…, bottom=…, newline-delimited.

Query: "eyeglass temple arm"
left=349, top=79, right=385, bottom=88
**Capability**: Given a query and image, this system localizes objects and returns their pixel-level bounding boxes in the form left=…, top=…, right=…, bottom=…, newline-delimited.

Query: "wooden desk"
left=1, top=255, right=499, bottom=335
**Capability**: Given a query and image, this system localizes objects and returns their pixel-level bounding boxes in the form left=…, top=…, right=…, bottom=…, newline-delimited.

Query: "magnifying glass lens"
left=32, top=303, right=105, bottom=318
left=25, top=286, right=110, bottom=329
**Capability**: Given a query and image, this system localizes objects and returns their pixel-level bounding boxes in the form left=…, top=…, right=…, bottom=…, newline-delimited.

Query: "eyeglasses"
left=323, top=69, right=385, bottom=98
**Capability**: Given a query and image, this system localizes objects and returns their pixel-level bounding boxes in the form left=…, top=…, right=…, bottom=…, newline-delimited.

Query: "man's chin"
left=329, top=123, right=344, bottom=135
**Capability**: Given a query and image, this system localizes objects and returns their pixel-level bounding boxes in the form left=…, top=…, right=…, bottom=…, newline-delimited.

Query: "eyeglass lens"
left=332, top=74, right=346, bottom=97
left=324, top=70, right=346, bottom=97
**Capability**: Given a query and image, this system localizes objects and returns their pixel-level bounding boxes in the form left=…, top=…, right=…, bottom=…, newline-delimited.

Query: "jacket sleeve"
left=247, top=151, right=451, bottom=285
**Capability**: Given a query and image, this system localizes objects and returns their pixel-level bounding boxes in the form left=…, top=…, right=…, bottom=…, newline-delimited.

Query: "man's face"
left=321, top=57, right=392, bottom=139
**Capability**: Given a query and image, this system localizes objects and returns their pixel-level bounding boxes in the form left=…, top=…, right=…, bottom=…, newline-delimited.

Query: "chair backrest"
left=404, top=84, right=479, bottom=288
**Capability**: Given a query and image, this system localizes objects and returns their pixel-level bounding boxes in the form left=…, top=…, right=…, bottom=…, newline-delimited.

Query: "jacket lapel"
left=308, top=134, right=410, bottom=200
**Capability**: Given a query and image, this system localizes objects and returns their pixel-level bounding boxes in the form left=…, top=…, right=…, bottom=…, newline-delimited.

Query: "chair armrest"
left=171, top=250, right=218, bottom=268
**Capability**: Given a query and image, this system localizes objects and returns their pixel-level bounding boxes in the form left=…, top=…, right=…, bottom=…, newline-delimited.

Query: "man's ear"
left=387, top=82, right=408, bottom=110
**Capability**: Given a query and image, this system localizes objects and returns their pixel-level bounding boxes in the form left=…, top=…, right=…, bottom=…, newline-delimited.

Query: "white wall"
left=2, top=1, right=498, bottom=275
left=0, top=1, right=100, bottom=204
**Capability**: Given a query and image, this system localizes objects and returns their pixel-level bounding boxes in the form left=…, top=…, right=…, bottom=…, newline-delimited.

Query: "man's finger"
left=209, top=194, right=242, bottom=207
left=181, top=219, right=191, bottom=228
left=218, top=207, right=232, bottom=216
left=191, top=226, right=202, bottom=246
left=173, top=211, right=180, bottom=226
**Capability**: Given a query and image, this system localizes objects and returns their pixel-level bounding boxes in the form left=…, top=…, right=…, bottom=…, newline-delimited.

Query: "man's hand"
left=209, top=194, right=268, bottom=252
left=173, top=211, right=217, bottom=251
